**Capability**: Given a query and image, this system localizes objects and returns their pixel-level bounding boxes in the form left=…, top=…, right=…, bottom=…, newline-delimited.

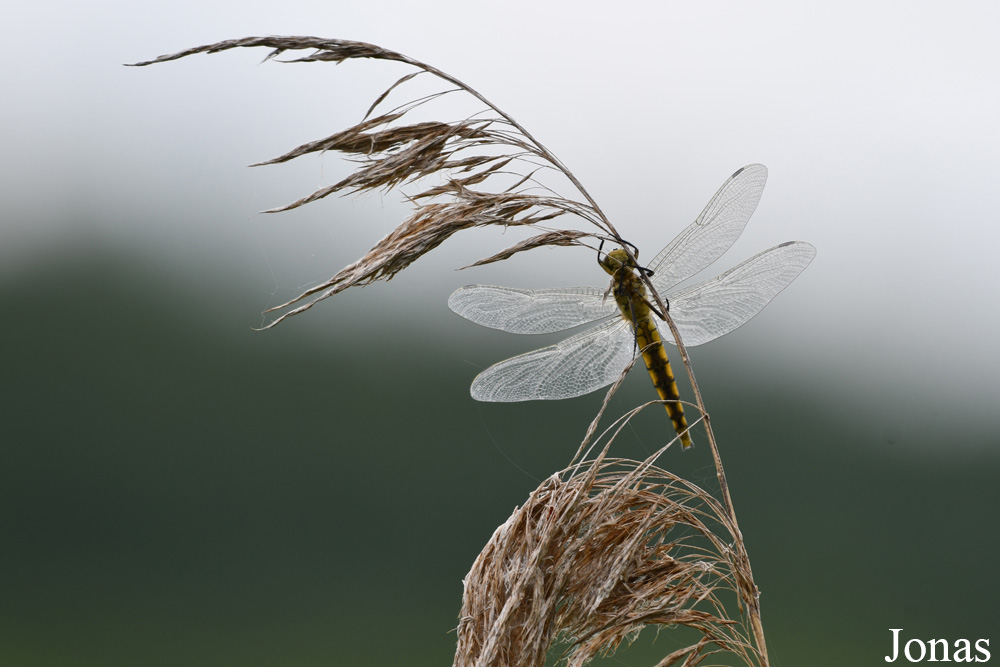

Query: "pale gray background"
left=8, top=1, right=999, bottom=428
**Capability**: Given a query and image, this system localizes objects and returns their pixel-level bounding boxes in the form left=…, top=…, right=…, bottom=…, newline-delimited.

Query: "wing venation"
left=470, top=318, right=634, bottom=401
left=649, top=164, right=768, bottom=293
left=448, top=284, right=617, bottom=334
left=663, top=241, right=816, bottom=347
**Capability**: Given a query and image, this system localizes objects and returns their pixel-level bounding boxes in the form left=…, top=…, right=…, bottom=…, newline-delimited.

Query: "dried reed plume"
left=131, top=36, right=617, bottom=329
left=459, top=459, right=760, bottom=667
left=458, top=359, right=765, bottom=667
left=130, top=36, right=771, bottom=667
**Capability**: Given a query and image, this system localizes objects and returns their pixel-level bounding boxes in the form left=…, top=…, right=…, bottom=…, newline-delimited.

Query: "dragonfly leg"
left=621, top=238, right=641, bottom=260
left=643, top=295, right=669, bottom=319
left=626, top=298, right=640, bottom=357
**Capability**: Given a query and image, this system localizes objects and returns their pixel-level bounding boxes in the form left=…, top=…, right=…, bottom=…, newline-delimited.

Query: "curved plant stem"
left=381, top=46, right=624, bottom=242
left=641, top=275, right=770, bottom=666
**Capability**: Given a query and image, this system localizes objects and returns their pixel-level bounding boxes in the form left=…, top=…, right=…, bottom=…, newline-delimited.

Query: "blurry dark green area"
left=2, top=250, right=997, bottom=667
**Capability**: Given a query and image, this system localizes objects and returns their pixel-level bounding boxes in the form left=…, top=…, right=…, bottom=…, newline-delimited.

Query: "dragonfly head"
left=599, top=248, right=635, bottom=276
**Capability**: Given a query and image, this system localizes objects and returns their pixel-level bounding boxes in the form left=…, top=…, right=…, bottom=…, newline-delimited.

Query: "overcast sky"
left=5, top=0, right=999, bottom=441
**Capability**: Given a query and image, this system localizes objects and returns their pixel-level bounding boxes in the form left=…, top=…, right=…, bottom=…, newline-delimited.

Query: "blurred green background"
left=3, top=1, right=998, bottom=665
left=3, top=245, right=996, bottom=666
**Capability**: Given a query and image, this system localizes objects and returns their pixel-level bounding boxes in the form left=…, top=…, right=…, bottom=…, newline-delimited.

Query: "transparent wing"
left=662, top=241, right=816, bottom=347
left=448, top=285, right=618, bottom=334
left=648, top=164, right=768, bottom=293
left=470, top=316, right=635, bottom=402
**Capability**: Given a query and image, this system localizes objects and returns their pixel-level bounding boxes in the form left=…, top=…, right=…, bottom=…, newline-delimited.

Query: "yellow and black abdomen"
left=600, top=249, right=692, bottom=448
left=631, top=311, right=692, bottom=449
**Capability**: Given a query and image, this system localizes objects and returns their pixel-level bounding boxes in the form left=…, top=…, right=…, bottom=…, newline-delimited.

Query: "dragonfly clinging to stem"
left=448, top=164, right=815, bottom=448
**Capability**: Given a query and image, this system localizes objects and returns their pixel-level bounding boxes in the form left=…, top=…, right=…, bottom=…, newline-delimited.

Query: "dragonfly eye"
left=599, top=248, right=633, bottom=276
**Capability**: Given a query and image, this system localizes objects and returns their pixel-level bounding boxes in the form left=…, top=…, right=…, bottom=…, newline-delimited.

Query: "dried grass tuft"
left=460, top=230, right=590, bottom=269
left=452, top=362, right=765, bottom=667
left=129, top=36, right=621, bottom=328
left=456, top=454, right=763, bottom=667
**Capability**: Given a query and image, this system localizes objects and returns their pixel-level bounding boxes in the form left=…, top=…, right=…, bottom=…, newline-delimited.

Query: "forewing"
left=663, top=241, right=816, bottom=347
left=448, top=285, right=617, bottom=334
left=649, top=164, right=768, bottom=293
left=470, top=317, right=635, bottom=402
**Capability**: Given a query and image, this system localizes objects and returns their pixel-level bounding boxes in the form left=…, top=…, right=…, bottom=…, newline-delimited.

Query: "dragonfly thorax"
left=598, top=248, right=652, bottom=324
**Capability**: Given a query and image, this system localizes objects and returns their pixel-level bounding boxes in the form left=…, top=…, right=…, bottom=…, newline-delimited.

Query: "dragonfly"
left=448, top=164, right=815, bottom=448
